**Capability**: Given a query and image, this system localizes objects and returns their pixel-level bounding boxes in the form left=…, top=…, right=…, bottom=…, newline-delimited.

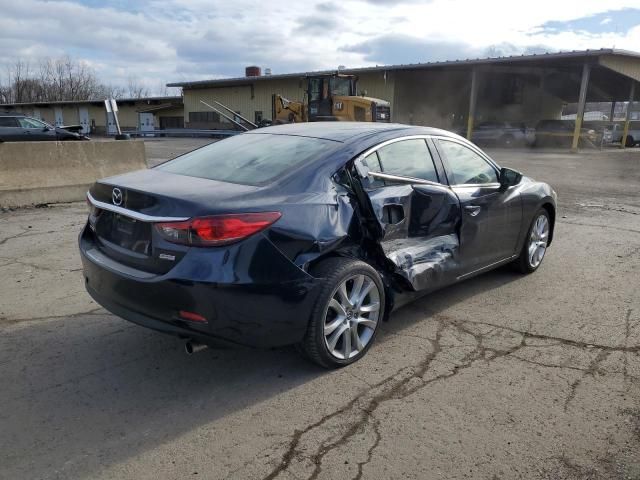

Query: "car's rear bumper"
left=79, top=225, right=322, bottom=348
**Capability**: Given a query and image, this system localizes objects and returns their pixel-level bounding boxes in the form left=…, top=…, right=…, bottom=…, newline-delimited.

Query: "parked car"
left=80, top=123, right=556, bottom=368
left=534, top=120, right=598, bottom=148
left=0, top=112, right=89, bottom=142
left=602, top=123, right=640, bottom=147
left=471, top=121, right=534, bottom=147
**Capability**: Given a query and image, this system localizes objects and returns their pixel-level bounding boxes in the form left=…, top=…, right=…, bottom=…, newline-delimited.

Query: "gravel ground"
left=0, top=144, right=639, bottom=480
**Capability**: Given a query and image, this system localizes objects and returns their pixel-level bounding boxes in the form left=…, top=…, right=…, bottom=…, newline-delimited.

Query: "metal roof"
left=0, top=96, right=182, bottom=108
left=167, top=49, right=640, bottom=89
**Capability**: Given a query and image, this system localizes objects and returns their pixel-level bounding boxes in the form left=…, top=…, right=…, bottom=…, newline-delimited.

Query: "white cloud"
left=0, top=0, right=639, bottom=94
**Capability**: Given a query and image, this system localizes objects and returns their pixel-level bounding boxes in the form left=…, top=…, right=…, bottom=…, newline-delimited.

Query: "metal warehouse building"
left=169, top=48, right=640, bottom=149
left=0, top=96, right=184, bottom=135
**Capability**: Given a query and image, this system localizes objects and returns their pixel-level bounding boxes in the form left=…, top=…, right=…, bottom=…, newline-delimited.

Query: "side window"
left=363, top=151, right=385, bottom=189
left=309, top=78, right=322, bottom=102
left=18, top=117, right=46, bottom=129
left=376, top=139, right=439, bottom=183
left=438, top=140, right=498, bottom=185
left=0, top=117, right=18, bottom=127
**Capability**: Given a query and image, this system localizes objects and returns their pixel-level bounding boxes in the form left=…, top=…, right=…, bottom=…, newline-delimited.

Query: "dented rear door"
left=358, top=137, right=462, bottom=292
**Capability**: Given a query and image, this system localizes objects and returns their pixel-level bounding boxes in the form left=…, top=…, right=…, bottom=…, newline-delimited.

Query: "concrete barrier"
left=0, top=140, right=147, bottom=208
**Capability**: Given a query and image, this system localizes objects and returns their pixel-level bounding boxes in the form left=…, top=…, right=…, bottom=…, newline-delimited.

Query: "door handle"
left=464, top=205, right=481, bottom=217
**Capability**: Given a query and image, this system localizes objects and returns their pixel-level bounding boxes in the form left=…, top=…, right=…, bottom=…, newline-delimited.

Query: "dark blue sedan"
left=80, top=123, right=556, bottom=368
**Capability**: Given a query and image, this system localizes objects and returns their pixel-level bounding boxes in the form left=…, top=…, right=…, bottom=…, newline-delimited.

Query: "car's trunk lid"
left=88, top=169, right=266, bottom=274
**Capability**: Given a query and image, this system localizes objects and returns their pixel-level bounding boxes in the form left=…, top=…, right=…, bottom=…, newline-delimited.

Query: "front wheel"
left=500, top=134, right=515, bottom=147
left=514, top=209, right=550, bottom=273
left=299, top=258, right=385, bottom=368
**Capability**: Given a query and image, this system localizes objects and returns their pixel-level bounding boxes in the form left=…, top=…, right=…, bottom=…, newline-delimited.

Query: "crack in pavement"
left=259, top=312, right=640, bottom=480
left=0, top=257, right=82, bottom=274
left=0, top=228, right=63, bottom=247
left=353, top=415, right=381, bottom=480
left=623, top=308, right=633, bottom=389
left=0, top=228, right=31, bottom=246
left=0, top=307, right=106, bottom=329
left=576, top=203, right=640, bottom=216
left=557, top=220, right=640, bottom=235
left=563, top=349, right=611, bottom=412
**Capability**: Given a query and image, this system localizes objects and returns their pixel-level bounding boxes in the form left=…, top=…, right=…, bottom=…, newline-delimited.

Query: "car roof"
left=248, top=122, right=459, bottom=142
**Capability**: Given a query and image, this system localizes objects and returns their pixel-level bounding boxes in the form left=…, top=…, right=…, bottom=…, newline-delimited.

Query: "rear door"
left=434, top=138, right=522, bottom=274
left=357, top=136, right=462, bottom=292
left=0, top=116, right=22, bottom=141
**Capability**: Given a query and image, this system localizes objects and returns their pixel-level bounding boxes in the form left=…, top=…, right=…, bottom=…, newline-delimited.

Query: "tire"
left=514, top=208, right=551, bottom=274
left=500, top=134, right=515, bottom=148
left=299, top=257, right=385, bottom=368
left=625, top=136, right=635, bottom=148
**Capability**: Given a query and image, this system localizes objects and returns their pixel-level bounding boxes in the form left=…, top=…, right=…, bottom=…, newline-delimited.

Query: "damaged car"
left=80, top=123, right=556, bottom=368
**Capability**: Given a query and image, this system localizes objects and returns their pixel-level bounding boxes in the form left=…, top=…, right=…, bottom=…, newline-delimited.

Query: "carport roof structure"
left=168, top=48, right=640, bottom=98
left=0, top=96, right=183, bottom=108
left=170, top=48, right=640, bottom=150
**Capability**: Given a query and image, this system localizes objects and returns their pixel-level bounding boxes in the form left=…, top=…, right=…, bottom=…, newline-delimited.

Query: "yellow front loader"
left=273, top=73, right=391, bottom=124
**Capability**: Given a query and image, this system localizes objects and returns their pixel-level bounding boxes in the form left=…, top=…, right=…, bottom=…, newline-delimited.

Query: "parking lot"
left=1, top=141, right=639, bottom=479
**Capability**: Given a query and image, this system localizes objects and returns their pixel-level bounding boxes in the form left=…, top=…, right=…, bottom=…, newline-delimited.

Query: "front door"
left=78, top=107, right=90, bottom=134
left=434, top=138, right=522, bottom=273
left=357, top=137, right=462, bottom=292
left=54, top=107, right=64, bottom=127
left=139, top=112, right=155, bottom=133
left=107, top=112, right=117, bottom=135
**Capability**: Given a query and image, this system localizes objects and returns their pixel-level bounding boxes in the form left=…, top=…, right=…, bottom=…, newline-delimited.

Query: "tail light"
left=155, top=212, right=281, bottom=246
left=178, top=310, right=207, bottom=323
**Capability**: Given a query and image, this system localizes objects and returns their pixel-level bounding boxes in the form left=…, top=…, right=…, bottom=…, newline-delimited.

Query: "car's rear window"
left=157, top=133, right=336, bottom=186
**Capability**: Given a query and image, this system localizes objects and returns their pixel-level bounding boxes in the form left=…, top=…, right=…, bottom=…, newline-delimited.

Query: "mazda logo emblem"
left=112, top=188, right=123, bottom=206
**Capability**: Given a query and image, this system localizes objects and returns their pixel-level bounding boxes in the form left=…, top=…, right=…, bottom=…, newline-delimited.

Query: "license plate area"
left=96, top=212, right=152, bottom=255
left=116, top=215, right=136, bottom=236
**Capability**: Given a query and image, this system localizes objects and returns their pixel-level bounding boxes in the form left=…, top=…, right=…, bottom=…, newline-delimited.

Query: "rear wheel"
left=625, top=135, right=635, bottom=147
left=514, top=209, right=550, bottom=274
left=300, top=258, right=384, bottom=368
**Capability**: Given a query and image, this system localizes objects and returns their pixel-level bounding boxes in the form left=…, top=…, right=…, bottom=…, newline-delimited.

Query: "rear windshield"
left=157, top=133, right=336, bottom=186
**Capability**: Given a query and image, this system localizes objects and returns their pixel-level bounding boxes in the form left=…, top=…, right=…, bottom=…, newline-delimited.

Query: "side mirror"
left=499, top=167, right=522, bottom=190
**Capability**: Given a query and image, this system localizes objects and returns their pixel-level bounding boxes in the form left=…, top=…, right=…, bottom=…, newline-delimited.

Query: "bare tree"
left=0, top=56, right=182, bottom=102
left=126, top=75, right=150, bottom=99
left=153, top=81, right=181, bottom=98
left=0, top=56, right=152, bottom=103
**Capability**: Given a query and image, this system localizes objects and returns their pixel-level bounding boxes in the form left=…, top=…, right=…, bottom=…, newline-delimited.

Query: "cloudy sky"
left=1, top=0, right=640, bottom=93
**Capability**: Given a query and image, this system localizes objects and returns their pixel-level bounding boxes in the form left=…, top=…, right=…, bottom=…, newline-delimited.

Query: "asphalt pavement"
left=1, top=144, right=639, bottom=479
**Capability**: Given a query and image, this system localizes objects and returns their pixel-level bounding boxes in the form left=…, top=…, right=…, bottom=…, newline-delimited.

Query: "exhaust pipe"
left=185, top=340, right=208, bottom=355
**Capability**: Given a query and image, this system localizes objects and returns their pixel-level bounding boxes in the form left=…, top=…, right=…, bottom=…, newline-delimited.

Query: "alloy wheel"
left=528, top=214, right=549, bottom=268
left=323, top=274, right=381, bottom=360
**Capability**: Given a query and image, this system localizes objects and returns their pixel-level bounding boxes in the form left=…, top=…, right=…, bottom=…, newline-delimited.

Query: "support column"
left=621, top=80, right=636, bottom=149
left=609, top=101, right=616, bottom=122
left=571, top=63, right=590, bottom=151
left=466, top=68, right=478, bottom=141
